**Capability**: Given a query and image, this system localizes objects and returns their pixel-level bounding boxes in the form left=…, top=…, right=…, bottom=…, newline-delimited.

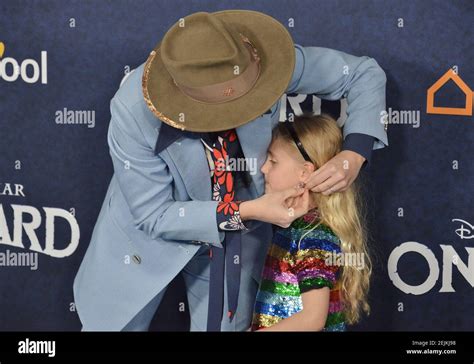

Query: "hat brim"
left=142, top=10, right=295, bottom=132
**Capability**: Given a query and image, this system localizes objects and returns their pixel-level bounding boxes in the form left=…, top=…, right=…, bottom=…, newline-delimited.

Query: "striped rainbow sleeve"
left=292, top=226, right=342, bottom=293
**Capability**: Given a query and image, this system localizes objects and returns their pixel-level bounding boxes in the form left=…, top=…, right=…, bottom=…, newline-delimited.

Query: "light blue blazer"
left=73, top=44, right=388, bottom=330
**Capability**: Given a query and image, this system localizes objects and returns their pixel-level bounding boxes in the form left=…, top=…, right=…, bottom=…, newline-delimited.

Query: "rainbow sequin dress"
left=251, top=209, right=346, bottom=331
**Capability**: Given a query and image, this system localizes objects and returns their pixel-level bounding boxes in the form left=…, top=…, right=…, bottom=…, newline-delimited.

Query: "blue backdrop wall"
left=1, top=0, right=473, bottom=331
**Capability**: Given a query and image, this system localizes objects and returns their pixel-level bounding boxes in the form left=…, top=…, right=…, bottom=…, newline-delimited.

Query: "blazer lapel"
left=157, top=114, right=273, bottom=202
left=165, top=136, right=212, bottom=201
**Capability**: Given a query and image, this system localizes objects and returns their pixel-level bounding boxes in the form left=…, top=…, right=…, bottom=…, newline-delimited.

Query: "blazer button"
left=132, top=254, right=141, bottom=264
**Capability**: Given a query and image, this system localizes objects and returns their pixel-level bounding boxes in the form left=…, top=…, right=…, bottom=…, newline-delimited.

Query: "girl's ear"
left=300, top=161, right=316, bottom=179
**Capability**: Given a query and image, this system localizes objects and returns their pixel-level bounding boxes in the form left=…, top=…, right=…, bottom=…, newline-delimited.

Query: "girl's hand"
left=240, top=184, right=311, bottom=228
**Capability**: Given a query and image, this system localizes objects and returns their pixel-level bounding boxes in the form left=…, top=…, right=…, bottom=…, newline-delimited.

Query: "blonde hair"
left=272, top=113, right=372, bottom=324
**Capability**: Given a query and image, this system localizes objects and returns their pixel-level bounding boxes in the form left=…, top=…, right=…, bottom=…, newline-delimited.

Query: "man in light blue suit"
left=73, top=10, right=388, bottom=331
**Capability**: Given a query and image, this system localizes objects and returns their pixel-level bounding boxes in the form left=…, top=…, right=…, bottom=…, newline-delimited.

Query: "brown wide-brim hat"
left=142, top=9, right=295, bottom=132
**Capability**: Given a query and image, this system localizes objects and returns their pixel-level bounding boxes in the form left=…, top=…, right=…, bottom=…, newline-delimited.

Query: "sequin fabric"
left=251, top=208, right=346, bottom=331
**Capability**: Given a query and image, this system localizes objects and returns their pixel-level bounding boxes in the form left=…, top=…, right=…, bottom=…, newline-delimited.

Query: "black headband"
left=284, top=122, right=312, bottom=162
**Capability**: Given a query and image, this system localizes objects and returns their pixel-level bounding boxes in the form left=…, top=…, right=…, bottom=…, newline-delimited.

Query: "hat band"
left=171, top=36, right=261, bottom=104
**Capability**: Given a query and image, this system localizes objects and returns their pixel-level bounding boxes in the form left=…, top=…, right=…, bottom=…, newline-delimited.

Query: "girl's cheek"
left=265, top=171, right=272, bottom=183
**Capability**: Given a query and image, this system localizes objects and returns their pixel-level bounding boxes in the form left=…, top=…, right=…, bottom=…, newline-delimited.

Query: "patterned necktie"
left=206, top=129, right=243, bottom=331
left=211, top=130, right=239, bottom=217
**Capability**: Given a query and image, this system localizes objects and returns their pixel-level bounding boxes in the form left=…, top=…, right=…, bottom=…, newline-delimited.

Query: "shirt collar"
left=154, top=122, right=205, bottom=155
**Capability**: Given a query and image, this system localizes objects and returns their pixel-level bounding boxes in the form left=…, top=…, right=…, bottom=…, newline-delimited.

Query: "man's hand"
left=240, top=185, right=311, bottom=228
left=303, top=150, right=365, bottom=195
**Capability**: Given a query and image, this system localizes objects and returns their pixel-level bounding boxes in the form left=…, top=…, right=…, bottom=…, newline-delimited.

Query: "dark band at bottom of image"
left=0, top=331, right=472, bottom=359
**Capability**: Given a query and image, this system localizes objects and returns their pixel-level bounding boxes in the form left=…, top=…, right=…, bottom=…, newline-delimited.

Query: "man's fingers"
left=303, top=164, right=322, bottom=182
left=282, top=184, right=305, bottom=200
left=322, top=179, right=347, bottom=195
left=305, top=165, right=332, bottom=191
left=292, top=189, right=311, bottom=217
left=312, top=175, right=340, bottom=194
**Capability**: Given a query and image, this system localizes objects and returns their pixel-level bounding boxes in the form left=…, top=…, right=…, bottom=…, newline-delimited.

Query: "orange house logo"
left=427, top=69, right=473, bottom=116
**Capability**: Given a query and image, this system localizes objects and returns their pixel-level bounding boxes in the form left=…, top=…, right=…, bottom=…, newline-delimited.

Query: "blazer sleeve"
left=286, top=44, right=389, bottom=151
left=107, top=96, right=225, bottom=248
